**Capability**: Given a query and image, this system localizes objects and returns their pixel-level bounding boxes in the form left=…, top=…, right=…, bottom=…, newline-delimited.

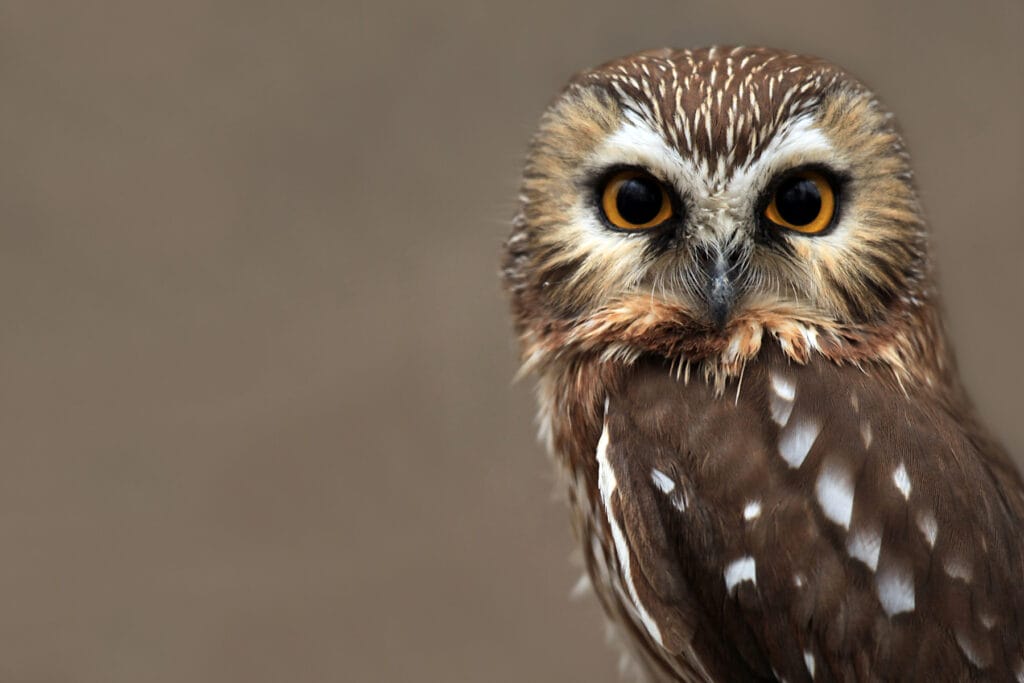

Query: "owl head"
left=505, top=47, right=944, bottom=384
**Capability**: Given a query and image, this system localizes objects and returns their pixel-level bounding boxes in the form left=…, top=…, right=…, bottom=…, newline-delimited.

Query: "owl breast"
left=558, top=348, right=1024, bottom=681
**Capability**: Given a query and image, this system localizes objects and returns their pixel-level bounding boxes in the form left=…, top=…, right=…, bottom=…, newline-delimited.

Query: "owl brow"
left=725, top=114, right=835, bottom=189
left=589, top=111, right=704, bottom=188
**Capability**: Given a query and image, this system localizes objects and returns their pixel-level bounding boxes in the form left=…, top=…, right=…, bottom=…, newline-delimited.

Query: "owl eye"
left=600, top=170, right=673, bottom=230
left=764, top=170, right=836, bottom=234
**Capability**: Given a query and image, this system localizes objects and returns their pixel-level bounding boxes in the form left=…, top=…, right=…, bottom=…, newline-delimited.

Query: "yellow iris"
left=764, top=171, right=835, bottom=234
left=601, top=170, right=673, bottom=230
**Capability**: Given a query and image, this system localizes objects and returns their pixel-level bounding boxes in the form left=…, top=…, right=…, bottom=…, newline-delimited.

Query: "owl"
left=503, top=47, right=1024, bottom=681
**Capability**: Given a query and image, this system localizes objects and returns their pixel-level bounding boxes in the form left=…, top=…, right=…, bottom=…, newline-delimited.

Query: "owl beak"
left=705, top=254, right=735, bottom=330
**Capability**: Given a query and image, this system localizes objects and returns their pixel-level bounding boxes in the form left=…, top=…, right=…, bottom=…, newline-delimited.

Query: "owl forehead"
left=576, top=47, right=854, bottom=181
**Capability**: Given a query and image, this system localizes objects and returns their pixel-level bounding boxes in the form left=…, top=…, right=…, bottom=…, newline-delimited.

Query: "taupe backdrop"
left=0, top=2, right=1021, bottom=681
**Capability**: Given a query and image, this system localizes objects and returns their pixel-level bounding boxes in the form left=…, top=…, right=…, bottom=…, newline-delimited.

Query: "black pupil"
left=775, top=176, right=822, bottom=226
left=615, top=176, right=664, bottom=225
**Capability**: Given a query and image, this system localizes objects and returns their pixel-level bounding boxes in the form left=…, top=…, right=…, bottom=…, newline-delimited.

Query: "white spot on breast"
left=650, top=468, right=675, bottom=494
left=596, top=412, right=664, bottom=647
left=893, top=462, right=912, bottom=500
left=980, top=613, right=996, bottom=630
left=847, top=527, right=882, bottom=571
left=944, top=556, right=973, bottom=582
left=956, top=629, right=990, bottom=668
left=770, top=396, right=795, bottom=428
left=670, top=491, right=687, bottom=512
left=803, top=650, right=816, bottom=678
left=778, top=418, right=820, bottom=468
left=917, top=510, right=938, bottom=548
left=850, top=392, right=860, bottom=412
left=816, top=463, right=855, bottom=530
left=876, top=562, right=915, bottom=616
left=793, top=573, right=805, bottom=588
left=743, top=500, right=762, bottom=521
left=769, top=373, right=796, bottom=426
left=860, top=420, right=873, bottom=449
left=724, top=556, right=757, bottom=594
left=771, top=373, right=796, bottom=401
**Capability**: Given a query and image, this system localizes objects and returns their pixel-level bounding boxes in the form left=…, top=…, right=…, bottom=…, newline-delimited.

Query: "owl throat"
left=517, top=290, right=951, bottom=398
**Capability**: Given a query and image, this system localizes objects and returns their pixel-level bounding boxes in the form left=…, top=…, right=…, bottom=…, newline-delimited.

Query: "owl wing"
left=598, top=353, right=1024, bottom=681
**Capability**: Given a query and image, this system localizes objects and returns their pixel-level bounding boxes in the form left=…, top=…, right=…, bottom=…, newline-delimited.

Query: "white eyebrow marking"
left=876, top=562, right=915, bottom=616
left=650, top=468, right=675, bottom=494
left=893, top=463, right=912, bottom=500
left=743, top=500, right=762, bottom=521
left=726, top=113, right=834, bottom=191
left=724, top=556, right=757, bottom=594
left=595, top=111, right=702, bottom=190
left=816, top=463, right=854, bottom=530
left=847, top=527, right=882, bottom=571
left=778, top=418, right=820, bottom=468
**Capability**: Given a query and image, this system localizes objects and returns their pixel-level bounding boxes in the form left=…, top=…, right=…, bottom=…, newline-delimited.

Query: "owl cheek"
left=788, top=240, right=817, bottom=263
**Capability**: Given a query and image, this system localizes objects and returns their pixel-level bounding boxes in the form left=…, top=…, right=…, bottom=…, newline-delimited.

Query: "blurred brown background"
left=0, top=1, right=1021, bottom=681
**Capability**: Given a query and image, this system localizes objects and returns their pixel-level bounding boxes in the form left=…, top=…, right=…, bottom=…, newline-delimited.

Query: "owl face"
left=508, top=48, right=930, bottom=355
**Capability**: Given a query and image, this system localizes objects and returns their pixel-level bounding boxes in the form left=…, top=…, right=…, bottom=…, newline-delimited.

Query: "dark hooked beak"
left=705, top=253, right=736, bottom=330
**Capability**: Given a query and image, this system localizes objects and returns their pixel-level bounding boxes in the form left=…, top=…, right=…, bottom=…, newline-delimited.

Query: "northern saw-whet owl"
left=503, top=47, right=1024, bottom=681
